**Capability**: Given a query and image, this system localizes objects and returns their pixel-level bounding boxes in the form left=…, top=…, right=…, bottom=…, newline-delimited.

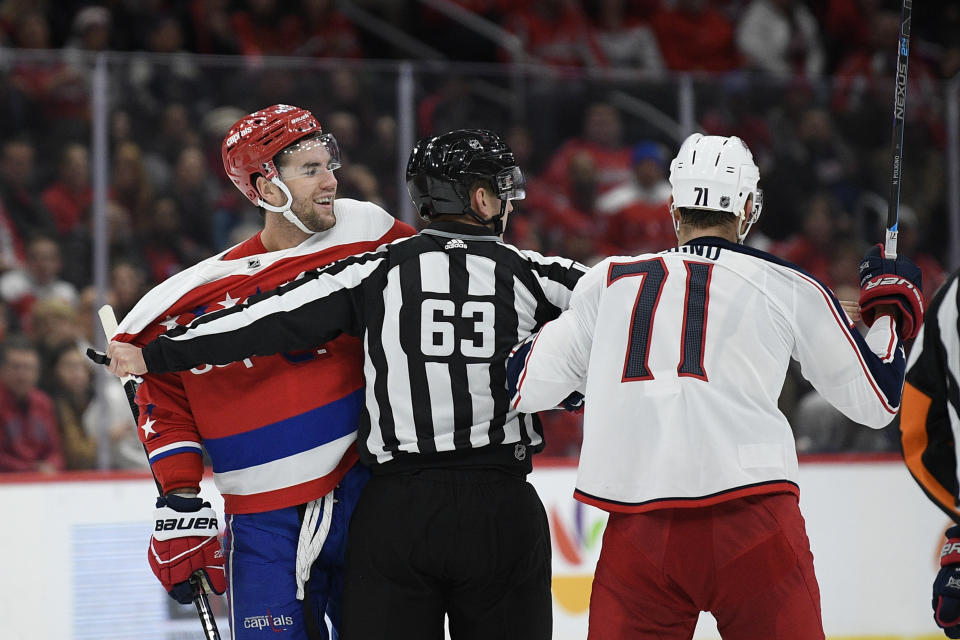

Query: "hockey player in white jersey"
left=507, top=133, right=924, bottom=639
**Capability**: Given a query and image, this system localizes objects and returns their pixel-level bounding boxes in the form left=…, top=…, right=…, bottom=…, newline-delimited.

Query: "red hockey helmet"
left=221, top=104, right=323, bottom=207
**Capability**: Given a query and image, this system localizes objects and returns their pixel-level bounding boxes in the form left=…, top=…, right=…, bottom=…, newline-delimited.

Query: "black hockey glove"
left=560, top=391, right=585, bottom=414
left=934, top=525, right=960, bottom=637
left=506, top=336, right=534, bottom=400
left=507, top=338, right=583, bottom=413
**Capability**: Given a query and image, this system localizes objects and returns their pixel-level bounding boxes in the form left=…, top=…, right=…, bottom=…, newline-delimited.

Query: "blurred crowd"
left=0, top=0, right=956, bottom=472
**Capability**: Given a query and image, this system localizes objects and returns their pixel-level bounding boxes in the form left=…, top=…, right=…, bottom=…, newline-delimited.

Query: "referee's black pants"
left=340, top=467, right=553, bottom=639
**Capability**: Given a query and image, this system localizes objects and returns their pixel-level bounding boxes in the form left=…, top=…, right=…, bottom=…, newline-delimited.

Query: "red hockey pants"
left=588, top=492, right=825, bottom=640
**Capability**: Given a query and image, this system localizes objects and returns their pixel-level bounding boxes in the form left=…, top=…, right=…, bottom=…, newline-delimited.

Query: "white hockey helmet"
left=668, top=133, right=763, bottom=242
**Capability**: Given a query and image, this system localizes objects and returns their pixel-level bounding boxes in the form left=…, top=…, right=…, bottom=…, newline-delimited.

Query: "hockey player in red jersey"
left=111, top=104, right=413, bottom=639
left=507, top=133, right=924, bottom=639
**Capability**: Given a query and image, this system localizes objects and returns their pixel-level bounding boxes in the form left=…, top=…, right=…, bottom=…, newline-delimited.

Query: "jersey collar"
left=682, top=236, right=737, bottom=249
left=422, top=219, right=501, bottom=241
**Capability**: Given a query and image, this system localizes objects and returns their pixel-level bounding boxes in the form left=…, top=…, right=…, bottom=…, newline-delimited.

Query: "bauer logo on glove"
left=862, top=275, right=923, bottom=307
left=149, top=494, right=226, bottom=605
left=155, top=515, right=219, bottom=533
left=944, top=542, right=960, bottom=560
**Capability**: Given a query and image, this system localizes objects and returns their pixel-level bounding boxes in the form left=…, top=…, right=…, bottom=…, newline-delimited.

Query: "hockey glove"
left=149, top=494, right=226, bottom=605
left=506, top=337, right=585, bottom=413
left=857, top=243, right=924, bottom=340
left=506, top=336, right=535, bottom=400
left=935, top=526, right=960, bottom=637
left=560, top=391, right=585, bottom=414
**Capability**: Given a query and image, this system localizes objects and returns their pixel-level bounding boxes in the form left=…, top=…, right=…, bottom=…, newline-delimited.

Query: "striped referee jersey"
left=142, top=219, right=587, bottom=470
left=901, top=268, right=960, bottom=521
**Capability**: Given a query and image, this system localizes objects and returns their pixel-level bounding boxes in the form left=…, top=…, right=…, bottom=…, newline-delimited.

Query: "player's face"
left=278, top=145, right=339, bottom=232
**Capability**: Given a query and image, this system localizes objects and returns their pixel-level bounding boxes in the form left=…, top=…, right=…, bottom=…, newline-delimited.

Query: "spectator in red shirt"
left=652, top=0, right=741, bottom=72
left=9, top=12, right=89, bottom=126
left=772, top=192, right=846, bottom=288
left=294, top=0, right=363, bottom=58
left=819, top=0, right=871, bottom=71
left=541, top=102, right=632, bottom=196
left=0, top=335, right=62, bottom=473
left=833, top=7, right=938, bottom=147
left=597, top=142, right=674, bottom=256
left=230, top=0, right=302, bottom=57
left=41, top=143, right=91, bottom=235
left=501, top=0, right=605, bottom=66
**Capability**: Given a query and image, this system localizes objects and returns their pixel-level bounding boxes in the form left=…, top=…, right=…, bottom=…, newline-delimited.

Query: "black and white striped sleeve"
left=517, top=248, right=587, bottom=311
left=142, top=251, right=388, bottom=374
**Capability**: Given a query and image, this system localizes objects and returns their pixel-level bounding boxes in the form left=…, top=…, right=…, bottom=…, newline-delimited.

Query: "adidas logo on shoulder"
left=445, top=238, right=468, bottom=250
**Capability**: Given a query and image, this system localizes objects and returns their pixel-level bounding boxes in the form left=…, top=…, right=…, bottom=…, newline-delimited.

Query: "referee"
left=106, top=129, right=587, bottom=640
left=899, top=268, right=960, bottom=636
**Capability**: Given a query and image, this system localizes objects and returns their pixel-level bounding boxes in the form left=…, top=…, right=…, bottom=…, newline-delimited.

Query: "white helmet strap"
left=670, top=201, right=681, bottom=241
left=257, top=176, right=315, bottom=235
left=736, top=210, right=752, bottom=244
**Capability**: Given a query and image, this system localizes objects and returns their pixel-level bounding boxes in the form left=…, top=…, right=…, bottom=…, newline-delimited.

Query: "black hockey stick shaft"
left=885, top=0, right=913, bottom=258
left=92, top=305, right=221, bottom=640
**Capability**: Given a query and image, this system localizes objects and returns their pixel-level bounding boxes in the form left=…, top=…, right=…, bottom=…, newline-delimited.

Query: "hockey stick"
left=88, top=304, right=222, bottom=640
left=885, top=0, right=913, bottom=258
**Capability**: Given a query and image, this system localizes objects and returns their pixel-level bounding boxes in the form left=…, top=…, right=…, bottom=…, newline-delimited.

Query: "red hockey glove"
left=148, top=494, right=226, bottom=605
left=857, top=244, right=924, bottom=340
left=935, top=526, right=960, bottom=638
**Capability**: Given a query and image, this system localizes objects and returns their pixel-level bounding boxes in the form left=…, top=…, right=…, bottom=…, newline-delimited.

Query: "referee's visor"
left=494, top=166, right=526, bottom=201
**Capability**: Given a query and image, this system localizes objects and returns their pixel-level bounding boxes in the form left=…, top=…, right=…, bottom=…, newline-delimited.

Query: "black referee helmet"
left=406, top=129, right=525, bottom=231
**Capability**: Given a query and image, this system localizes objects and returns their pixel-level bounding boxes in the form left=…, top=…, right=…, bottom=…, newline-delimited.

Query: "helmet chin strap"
left=671, top=202, right=681, bottom=242
left=258, top=176, right=315, bottom=235
left=735, top=206, right=756, bottom=244
left=489, top=199, right=507, bottom=235
left=461, top=200, right=506, bottom=235
left=464, top=200, right=507, bottom=236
